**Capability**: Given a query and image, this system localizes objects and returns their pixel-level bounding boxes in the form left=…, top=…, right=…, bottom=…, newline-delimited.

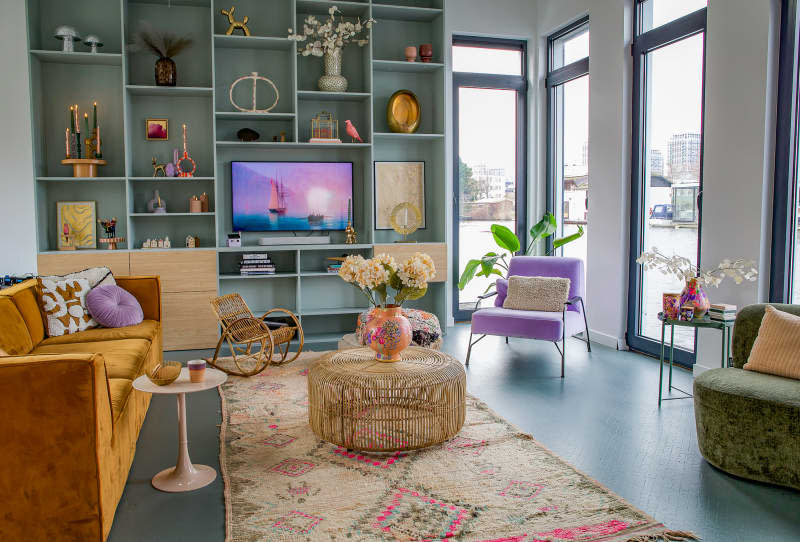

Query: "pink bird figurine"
left=345, top=120, right=363, bottom=143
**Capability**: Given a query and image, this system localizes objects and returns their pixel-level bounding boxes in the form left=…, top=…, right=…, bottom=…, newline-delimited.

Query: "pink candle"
left=65, top=128, right=70, bottom=158
left=96, top=125, right=101, bottom=156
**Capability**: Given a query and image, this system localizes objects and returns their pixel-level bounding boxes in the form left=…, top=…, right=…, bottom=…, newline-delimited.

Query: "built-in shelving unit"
left=27, top=0, right=447, bottom=347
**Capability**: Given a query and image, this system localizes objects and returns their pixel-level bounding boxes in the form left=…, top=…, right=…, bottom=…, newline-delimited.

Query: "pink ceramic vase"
left=363, top=305, right=412, bottom=362
left=679, top=278, right=710, bottom=317
left=405, top=46, right=417, bottom=62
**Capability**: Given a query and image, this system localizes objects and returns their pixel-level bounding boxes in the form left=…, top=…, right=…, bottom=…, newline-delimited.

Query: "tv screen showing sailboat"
left=231, top=162, right=354, bottom=231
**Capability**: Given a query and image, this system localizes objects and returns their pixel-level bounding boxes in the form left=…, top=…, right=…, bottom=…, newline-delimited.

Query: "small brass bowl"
left=147, top=361, right=182, bottom=386
left=387, top=89, right=420, bottom=133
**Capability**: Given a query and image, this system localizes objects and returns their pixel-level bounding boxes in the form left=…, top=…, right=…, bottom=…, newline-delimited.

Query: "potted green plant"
left=458, top=212, right=584, bottom=291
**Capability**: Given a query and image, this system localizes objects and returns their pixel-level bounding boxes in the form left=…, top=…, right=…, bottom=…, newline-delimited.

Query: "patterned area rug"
left=218, top=352, right=697, bottom=541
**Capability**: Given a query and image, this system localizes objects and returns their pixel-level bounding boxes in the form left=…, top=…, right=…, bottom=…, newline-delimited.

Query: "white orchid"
left=636, top=248, right=758, bottom=288
left=288, top=6, right=375, bottom=56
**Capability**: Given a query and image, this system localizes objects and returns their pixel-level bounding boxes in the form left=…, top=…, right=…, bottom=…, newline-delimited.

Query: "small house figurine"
left=164, top=236, right=171, bottom=249
left=157, top=239, right=164, bottom=248
left=143, top=239, right=152, bottom=249
left=185, top=235, right=199, bottom=248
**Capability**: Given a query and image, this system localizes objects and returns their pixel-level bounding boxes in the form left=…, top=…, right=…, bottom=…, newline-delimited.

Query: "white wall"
left=444, top=0, right=540, bottom=326
left=695, top=0, right=779, bottom=373
left=0, top=0, right=37, bottom=275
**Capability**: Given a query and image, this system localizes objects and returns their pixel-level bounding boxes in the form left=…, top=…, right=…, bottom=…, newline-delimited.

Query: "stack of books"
left=239, top=253, right=276, bottom=275
left=709, top=303, right=737, bottom=322
left=326, top=256, right=344, bottom=274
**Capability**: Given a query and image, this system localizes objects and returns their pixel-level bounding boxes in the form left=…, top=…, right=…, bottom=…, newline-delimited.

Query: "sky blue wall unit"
left=27, top=0, right=448, bottom=347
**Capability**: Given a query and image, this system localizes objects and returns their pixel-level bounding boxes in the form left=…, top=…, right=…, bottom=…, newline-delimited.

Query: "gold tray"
left=387, top=89, right=420, bottom=133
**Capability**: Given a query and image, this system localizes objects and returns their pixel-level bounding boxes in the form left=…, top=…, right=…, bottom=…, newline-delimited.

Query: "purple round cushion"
left=86, top=285, right=144, bottom=328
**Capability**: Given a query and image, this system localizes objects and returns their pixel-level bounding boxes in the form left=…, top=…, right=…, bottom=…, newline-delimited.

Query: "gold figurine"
left=221, top=6, right=250, bottom=36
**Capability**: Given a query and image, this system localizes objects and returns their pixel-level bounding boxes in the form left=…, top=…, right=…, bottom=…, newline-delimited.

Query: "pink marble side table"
left=133, top=366, right=227, bottom=492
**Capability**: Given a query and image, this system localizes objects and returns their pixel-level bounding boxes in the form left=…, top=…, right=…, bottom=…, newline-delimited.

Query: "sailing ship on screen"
left=232, top=162, right=353, bottom=231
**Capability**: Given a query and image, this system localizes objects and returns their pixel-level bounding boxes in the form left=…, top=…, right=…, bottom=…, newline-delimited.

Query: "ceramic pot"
left=363, top=305, right=412, bottom=362
left=318, top=49, right=348, bottom=92
left=155, top=57, right=176, bottom=86
left=419, top=43, right=433, bottom=62
left=405, top=46, right=417, bottom=62
left=679, top=278, right=710, bottom=317
left=662, top=292, right=681, bottom=320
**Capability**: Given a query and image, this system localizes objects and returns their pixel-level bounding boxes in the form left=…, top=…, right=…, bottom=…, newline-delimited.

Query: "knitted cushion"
left=743, top=305, right=800, bottom=380
left=86, top=285, right=144, bottom=329
left=503, top=275, right=571, bottom=312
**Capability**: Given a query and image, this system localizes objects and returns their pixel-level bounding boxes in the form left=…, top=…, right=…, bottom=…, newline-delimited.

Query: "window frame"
left=626, top=1, right=707, bottom=367
left=452, top=36, right=528, bottom=321
left=770, top=0, right=800, bottom=303
left=546, top=16, right=590, bottom=256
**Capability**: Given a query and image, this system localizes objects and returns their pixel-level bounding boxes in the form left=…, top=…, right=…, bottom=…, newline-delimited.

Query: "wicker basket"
left=308, top=347, right=466, bottom=452
left=147, top=361, right=182, bottom=386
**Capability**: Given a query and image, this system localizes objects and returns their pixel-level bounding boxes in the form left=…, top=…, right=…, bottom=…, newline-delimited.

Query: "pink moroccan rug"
left=218, top=352, right=697, bottom=541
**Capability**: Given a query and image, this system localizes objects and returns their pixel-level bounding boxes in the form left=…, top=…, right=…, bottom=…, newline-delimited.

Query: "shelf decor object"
left=375, top=161, right=425, bottom=230
left=309, top=111, right=341, bottom=143
left=61, top=158, right=107, bottom=177
left=177, top=124, right=196, bottom=177
left=146, top=118, right=168, bottom=140
left=419, top=43, right=433, bottom=63
left=288, top=6, right=375, bottom=92
left=387, top=89, right=421, bottom=133
left=97, top=217, right=122, bottom=250
left=345, top=198, right=357, bottom=244
left=57, top=201, right=96, bottom=250
left=130, top=23, right=193, bottom=86
left=84, top=35, right=103, bottom=53
left=62, top=102, right=105, bottom=176
left=54, top=25, right=80, bottom=52
left=390, top=202, right=422, bottom=242
left=220, top=6, right=250, bottom=36
left=228, top=72, right=279, bottom=113
left=151, top=157, right=167, bottom=177
left=405, top=46, right=417, bottom=62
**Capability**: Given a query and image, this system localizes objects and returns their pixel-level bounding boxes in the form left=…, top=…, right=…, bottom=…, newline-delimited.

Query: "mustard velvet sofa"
left=0, top=277, right=162, bottom=541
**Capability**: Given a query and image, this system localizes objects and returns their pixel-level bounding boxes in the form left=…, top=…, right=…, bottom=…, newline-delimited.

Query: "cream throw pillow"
left=38, top=277, right=98, bottom=337
left=743, top=305, right=800, bottom=380
left=503, top=275, right=571, bottom=312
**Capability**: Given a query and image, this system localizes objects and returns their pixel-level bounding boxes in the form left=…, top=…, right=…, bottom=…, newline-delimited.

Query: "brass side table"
left=657, top=312, right=734, bottom=407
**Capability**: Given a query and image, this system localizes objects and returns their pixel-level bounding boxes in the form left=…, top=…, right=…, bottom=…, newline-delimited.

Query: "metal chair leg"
left=505, top=336, right=509, bottom=344
left=580, top=299, right=592, bottom=352
left=466, top=332, right=473, bottom=366
left=561, top=310, right=566, bottom=378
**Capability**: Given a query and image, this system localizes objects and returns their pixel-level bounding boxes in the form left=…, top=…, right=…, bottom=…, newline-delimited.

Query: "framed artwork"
left=146, top=118, right=168, bottom=140
left=57, top=201, right=96, bottom=249
left=374, top=161, right=426, bottom=230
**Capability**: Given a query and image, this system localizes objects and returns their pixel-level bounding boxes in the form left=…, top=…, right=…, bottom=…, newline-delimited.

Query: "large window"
left=628, top=0, right=707, bottom=366
left=547, top=18, right=589, bottom=263
left=452, top=37, right=527, bottom=320
left=771, top=0, right=800, bottom=303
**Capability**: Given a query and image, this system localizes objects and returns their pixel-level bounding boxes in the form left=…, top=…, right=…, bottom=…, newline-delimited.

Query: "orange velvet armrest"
left=115, top=276, right=162, bottom=322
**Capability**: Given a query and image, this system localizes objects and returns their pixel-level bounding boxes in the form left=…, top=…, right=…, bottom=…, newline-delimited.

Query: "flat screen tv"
left=231, top=161, right=353, bottom=232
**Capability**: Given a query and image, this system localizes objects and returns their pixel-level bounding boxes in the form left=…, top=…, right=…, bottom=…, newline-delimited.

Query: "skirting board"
left=588, top=328, right=628, bottom=350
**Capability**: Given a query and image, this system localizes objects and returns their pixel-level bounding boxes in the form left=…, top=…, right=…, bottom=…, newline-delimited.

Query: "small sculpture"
left=60, top=222, right=76, bottom=251
left=345, top=120, right=363, bottom=143
left=345, top=198, right=357, bottom=244
left=83, top=35, right=103, bottom=53
left=229, top=72, right=279, bottom=113
left=221, top=6, right=251, bottom=36
left=152, top=157, right=167, bottom=177
left=148, top=189, right=167, bottom=214
left=98, top=217, right=117, bottom=238
left=177, top=124, right=197, bottom=177
left=237, top=127, right=259, bottom=142
left=54, top=26, right=81, bottom=53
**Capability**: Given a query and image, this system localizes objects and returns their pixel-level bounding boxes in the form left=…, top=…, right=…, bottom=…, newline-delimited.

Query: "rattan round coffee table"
left=308, top=347, right=466, bottom=452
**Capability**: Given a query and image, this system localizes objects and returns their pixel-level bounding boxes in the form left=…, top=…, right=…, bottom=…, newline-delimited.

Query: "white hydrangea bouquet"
left=637, top=248, right=758, bottom=287
left=288, top=6, right=374, bottom=56
left=338, top=253, right=436, bottom=307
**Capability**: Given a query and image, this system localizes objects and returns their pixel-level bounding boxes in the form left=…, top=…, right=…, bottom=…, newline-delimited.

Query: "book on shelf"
left=242, top=253, right=271, bottom=260
left=709, top=303, right=737, bottom=321
left=241, top=270, right=276, bottom=275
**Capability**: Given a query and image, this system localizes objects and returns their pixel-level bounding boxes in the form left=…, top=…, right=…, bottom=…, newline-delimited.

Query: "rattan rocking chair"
left=207, top=293, right=304, bottom=377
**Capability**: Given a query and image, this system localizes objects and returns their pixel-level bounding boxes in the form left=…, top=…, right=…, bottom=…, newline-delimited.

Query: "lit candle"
left=93, top=101, right=97, bottom=130
left=65, top=128, right=70, bottom=158
left=69, top=106, right=75, bottom=133
left=96, top=125, right=101, bottom=157
left=84, top=112, right=89, bottom=135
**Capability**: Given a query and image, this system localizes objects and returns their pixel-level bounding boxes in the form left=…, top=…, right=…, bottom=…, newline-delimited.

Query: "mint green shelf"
left=28, top=0, right=448, bottom=336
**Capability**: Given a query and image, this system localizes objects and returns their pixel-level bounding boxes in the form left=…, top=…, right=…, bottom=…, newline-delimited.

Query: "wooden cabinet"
left=372, top=243, right=447, bottom=283
left=161, top=291, right=219, bottom=351
left=38, top=252, right=131, bottom=276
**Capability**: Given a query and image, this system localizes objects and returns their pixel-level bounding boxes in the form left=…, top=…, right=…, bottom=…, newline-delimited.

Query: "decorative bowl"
left=147, top=361, right=182, bottom=386
left=387, top=89, right=421, bottom=133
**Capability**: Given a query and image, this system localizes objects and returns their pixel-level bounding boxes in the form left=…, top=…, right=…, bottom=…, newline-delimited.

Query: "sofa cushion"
left=696, top=366, right=800, bottom=407
left=8, top=286, right=46, bottom=346
left=0, top=297, right=33, bottom=355
left=107, top=378, right=134, bottom=422
left=472, top=307, right=584, bottom=342
left=86, top=285, right=144, bottom=328
left=38, top=320, right=159, bottom=346
left=32, top=339, right=151, bottom=380
left=38, top=277, right=98, bottom=337
left=743, top=305, right=800, bottom=380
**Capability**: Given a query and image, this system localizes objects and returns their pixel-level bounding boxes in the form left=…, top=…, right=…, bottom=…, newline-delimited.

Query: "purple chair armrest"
left=495, top=278, right=508, bottom=307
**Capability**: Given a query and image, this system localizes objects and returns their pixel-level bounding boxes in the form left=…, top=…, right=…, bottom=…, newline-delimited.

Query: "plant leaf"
left=458, top=259, right=481, bottom=290
left=398, top=286, right=427, bottom=302
left=529, top=212, right=557, bottom=243
left=389, top=270, right=403, bottom=291
left=553, top=225, right=585, bottom=249
left=490, top=224, right=520, bottom=253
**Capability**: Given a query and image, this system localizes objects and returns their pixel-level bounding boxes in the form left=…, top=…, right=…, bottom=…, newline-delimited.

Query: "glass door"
left=628, top=0, right=707, bottom=365
left=452, top=37, right=527, bottom=320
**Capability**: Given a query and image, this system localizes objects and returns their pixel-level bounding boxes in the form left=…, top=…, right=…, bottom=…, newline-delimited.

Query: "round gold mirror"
left=387, top=90, right=421, bottom=133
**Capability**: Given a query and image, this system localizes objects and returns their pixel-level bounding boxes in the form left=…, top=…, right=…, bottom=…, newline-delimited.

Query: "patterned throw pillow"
left=38, top=277, right=98, bottom=337
left=40, top=266, right=115, bottom=289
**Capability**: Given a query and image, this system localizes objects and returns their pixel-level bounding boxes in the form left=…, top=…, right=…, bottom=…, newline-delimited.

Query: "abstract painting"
left=374, top=161, right=425, bottom=230
left=146, top=118, right=168, bottom=140
left=57, top=201, right=96, bottom=249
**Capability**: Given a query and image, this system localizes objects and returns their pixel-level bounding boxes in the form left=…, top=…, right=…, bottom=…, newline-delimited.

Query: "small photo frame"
left=146, top=118, right=168, bottom=140
left=374, top=161, right=426, bottom=230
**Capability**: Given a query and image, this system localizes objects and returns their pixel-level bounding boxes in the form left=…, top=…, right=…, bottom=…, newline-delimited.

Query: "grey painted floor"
left=110, top=325, right=800, bottom=541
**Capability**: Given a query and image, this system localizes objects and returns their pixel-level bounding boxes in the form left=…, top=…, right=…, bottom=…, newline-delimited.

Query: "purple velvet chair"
left=466, top=256, right=590, bottom=377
